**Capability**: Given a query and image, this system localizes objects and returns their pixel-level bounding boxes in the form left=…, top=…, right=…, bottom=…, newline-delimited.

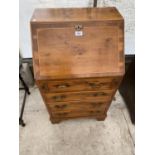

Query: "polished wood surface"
left=37, top=25, right=122, bottom=79
left=37, top=77, right=120, bottom=93
left=51, top=109, right=106, bottom=119
left=45, top=90, right=113, bottom=102
left=48, top=100, right=107, bottom=112
left=31, top=7, right=123, bottom=23
left=31, top=7, right=124, bottom=123
left=31, top=8, right=124, bottom=80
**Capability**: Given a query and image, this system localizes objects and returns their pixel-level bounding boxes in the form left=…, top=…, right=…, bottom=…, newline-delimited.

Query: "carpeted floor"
left=19, top=86, right=135, bottom=155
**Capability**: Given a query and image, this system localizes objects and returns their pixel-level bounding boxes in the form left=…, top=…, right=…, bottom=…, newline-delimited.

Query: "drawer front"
left=45, top=90, right=113, bottom=102
left=52, top=109, right=105, bottom=118
left=38, top=77, right=120, bottom=93
left=49, top=100, right=108, bottom=112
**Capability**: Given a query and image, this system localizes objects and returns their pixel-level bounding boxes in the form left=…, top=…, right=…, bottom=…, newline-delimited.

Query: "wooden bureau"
left=31, top=7, right=124, bottom=124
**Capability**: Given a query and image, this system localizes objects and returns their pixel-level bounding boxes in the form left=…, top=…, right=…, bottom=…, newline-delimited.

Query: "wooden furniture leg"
left=50, top=117, right=61, bottom=124
left=96, top=114, right=107, bottom=121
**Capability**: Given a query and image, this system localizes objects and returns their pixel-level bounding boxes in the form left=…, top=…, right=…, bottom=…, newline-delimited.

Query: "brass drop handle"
left=88, top=83, right=101, bottom=88
left=93, top=92, right=101, bottom=97
left=52, top=95, right=66, bottom=101
left=56, top=84, right=70, bottom=88
left=55, top=104, right=67, bottom=109
left=93, top=92, right=106, bottom=97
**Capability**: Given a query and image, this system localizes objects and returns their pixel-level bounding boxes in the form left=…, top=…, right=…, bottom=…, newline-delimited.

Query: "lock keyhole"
left=75, top=25, right=83, bottom=31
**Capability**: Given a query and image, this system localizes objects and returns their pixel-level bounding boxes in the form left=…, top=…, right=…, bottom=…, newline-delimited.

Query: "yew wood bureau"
left=31, top=7, right=124, bottom=124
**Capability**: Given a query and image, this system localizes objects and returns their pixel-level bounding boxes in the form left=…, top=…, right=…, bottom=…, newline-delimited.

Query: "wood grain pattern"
left=31, top=7, right=124, bottom=123
left=48, top=100, right=107, bottom=112
left=45, top=90, right=113, bottom=103
left=37, top=77, right=121, bottom=93
left=51, top=109, right=105, bottom=119
left=37, top=26, right=121, bottom=79
left=31, top=8, right=124, bottom=80
left=31, top=7, right=123, bottom=23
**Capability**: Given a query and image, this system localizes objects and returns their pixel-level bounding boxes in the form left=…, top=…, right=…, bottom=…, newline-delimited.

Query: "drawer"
left=38, top=77, right=120, bottom=93
left=48, top=100, right=108, bottom=112
left=45, top=90, right=113, bottom=102
left=52, top=109, right=105, bottom=118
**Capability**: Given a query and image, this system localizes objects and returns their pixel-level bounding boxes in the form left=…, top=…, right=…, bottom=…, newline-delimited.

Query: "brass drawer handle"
left=88, top=83, right=101, bottom=88
left=88, top=82, right=107, bottom=88
left=52, top=95, right=66, bottom=101
left=93, top=92, right=107, bottom=97
left=55, top=84, right=70, bottom=88
left=54, top=104, right=67, bottom=109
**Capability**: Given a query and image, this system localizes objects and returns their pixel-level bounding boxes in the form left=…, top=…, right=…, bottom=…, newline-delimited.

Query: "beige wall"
left=19, top=0, right=134, bottom=58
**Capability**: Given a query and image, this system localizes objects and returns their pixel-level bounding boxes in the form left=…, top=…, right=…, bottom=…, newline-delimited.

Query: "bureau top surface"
left=31, top=7, right=124, bottom=80
left=31, top=7, right=123, bottom=23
